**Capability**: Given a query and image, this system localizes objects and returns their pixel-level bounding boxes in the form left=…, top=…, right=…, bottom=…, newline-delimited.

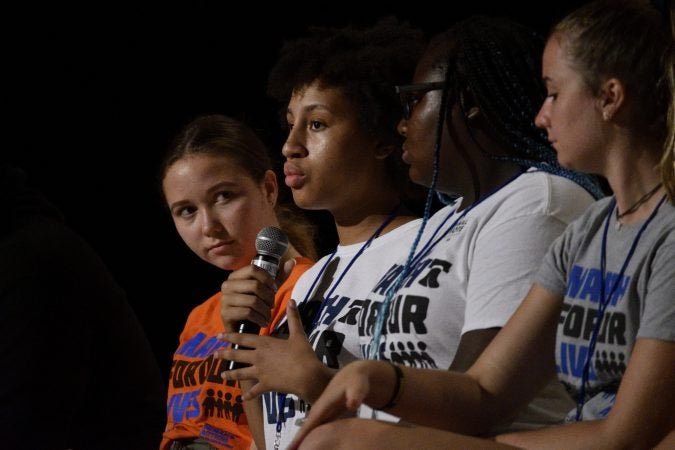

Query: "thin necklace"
left=615, top=183, right=663, bottom=230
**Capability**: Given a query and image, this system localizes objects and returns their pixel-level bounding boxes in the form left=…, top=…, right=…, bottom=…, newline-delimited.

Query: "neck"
left=333, top=201, right=417, bottom=246
left=605, top=141, right=664, bottom=226
left=614, top=182, right=664, bottom=226
left=457, top=160, right=522, bottom=210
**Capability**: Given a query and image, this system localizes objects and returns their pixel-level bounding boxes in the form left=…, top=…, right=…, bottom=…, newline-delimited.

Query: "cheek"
left=408, top=107, right=440, bottom=155
left=174, top=221, right=203, bottom=255
left=230, top=202, right=266, bottom=241
left=409, top=117, right=446, bottom=181
left=561, top=106, right=597, bottom=143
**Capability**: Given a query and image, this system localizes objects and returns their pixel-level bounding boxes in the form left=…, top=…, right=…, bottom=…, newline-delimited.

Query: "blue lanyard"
left=273, top=393, right=286, bottom=450
left=272, top=204, right=400, bottom=437
left=575, top=195, right=666, bottom=421
left=410, top=169, right=529, bottom=271
left=368, top=168, right=526, bottom=360
left=302, top=204, right=401, bottom=333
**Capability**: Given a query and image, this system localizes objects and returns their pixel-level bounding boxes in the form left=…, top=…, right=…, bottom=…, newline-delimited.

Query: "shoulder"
left=561, top=196, right=614, bottom=236
left=370, top=217, right=421, bottom=249
left=293, top=256, right=315, bottom=271
left=278, top=257, right=315, bottom=294
left=488, top=170, right=597, bottom=223
left=185, top=291, right=222, bottom=323
left=644, top=201, right=675, bottom=257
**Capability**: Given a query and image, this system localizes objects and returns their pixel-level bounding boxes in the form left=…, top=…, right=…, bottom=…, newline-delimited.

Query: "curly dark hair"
left=267, top=17, right=426, bottom=201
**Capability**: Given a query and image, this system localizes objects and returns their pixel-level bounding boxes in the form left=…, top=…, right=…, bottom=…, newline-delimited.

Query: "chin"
left=409, top=167, right=433, bottom=189
left=291, top=192, right=324, bottom=211
left=209, top=254, right=247, bottom=271
left=556, top=155, right=582, bottom=172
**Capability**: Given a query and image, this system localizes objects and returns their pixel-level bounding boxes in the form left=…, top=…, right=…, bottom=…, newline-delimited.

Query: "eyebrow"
left=286, top=103, right=332, bottom=117
left=206, top=180, right=239, bottom=193
left=168, top=181, right=239, bottom=211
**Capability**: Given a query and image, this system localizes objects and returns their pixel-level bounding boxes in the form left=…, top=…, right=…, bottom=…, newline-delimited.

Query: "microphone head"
left=255, top=226, right=289, bottom=259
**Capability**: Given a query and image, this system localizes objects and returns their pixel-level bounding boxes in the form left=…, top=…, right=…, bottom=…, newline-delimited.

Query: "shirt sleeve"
left=462, top=213, right=568, bottom=333
left=638, top=241, right=675, bottom=342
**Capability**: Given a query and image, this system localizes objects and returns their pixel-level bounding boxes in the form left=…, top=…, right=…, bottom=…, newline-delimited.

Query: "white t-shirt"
left=356, top=170, right=594, bottom=431
left=263, top=219, right=421, bottom=449
left=266, top=170, right=595, bottom=446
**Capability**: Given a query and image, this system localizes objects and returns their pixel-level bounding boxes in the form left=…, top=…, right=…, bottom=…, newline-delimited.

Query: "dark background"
left=2, top=1, right=586, bottom=381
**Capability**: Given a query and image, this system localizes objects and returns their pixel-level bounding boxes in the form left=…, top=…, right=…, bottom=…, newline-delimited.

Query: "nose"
left=397, top=117, right=408, bottom=137
left=534, top=100, right=550, bottom=130
left=200, top=209, right=223, bottom=237
left=282, top=126, right=308, bottom=160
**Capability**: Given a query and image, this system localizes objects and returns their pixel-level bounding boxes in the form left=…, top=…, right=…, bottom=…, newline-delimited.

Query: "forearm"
left=398, top=284, right=563, bottom=434
left=358, top=361, right=492, bottom=434
left=300, top=418, right=520, bottom=450
left=299, top=363, right=337, bottom=404
left=499, top=339, right=675, bottom=450
left=497, top=419, right=615, bottom=450
left=241, top=380, right=266, bottom=450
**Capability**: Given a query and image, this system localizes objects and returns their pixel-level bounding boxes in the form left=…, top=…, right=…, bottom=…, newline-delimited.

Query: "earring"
left=602, top=110, right=610, bottom=121
left=466, top=107, right=479, bottom=120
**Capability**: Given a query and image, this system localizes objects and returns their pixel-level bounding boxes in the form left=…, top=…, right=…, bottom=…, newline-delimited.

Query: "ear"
left=262, top=170, right=278, bottom=206
left=598, top=77, right=625, bottom=121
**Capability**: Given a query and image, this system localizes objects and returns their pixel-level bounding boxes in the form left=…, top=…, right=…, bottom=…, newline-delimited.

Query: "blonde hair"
left=660, top=2, right=675, bottom=204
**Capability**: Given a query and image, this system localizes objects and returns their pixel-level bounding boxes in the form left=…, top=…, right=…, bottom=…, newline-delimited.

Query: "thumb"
left=286, top=299, right=305, bottom=338
left=276, top=257, right=296, bottom=286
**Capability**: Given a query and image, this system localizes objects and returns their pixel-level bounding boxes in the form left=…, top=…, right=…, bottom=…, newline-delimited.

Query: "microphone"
left=228, top=226, right=289, bottom=370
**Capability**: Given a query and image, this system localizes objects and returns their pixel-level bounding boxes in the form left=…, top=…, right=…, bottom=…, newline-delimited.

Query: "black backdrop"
left=2, top=1, right=587, bottom=380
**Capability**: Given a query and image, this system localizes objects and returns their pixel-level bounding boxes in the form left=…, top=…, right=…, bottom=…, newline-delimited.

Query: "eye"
left=545, top=92, right=557, bottom=101
left=175, top=205, right=196, bottom=219
left=309, top=120, right=326, bottom=131
left=215, top=191, right=233, bottom=203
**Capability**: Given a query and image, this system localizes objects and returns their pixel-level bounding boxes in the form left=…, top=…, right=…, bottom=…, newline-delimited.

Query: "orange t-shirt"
left=161, top=257, right=313, bottom=450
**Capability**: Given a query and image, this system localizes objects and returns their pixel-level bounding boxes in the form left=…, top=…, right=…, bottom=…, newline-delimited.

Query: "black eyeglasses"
left=395, top=82, right=447, bottom=120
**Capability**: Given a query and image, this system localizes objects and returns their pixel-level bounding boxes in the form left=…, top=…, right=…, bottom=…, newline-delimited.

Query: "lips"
left=207, top=241, right=234, bottom=254
left=401, top=143, right=412, bottom=165
left=284, top=163, right=306, bottom=188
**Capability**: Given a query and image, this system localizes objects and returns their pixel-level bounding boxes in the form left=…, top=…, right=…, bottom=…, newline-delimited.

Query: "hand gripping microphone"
left=228, top=226, right=289, bottom=370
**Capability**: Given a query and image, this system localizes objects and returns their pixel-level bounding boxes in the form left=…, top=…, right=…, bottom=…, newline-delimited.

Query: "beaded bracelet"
left=380, top=362, right=405, bottom=410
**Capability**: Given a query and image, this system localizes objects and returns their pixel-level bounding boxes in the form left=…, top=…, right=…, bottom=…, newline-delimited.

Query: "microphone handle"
left=228, top=321, right=260, bottom=371
left=235, top=319, right=260, bottom=336
left=251, top=253, right=280, bottom=278
left=227, top=254, right=279, bottom=371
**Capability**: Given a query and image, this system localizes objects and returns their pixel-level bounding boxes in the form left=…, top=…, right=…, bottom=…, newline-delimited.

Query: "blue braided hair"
left=447, top=16, right=604, bottom=199
left=368, top=76, right=451, bottom=360
left=368, top=15, right=604, bottom=361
